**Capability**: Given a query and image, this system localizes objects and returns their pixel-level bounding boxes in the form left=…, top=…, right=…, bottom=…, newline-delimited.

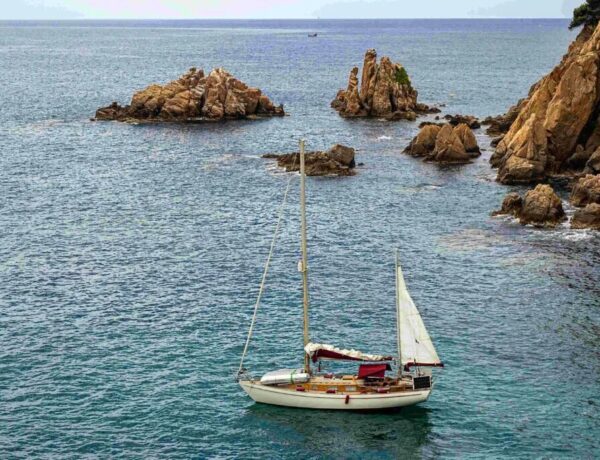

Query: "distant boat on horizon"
left=308, top=33, right=318, bottom=37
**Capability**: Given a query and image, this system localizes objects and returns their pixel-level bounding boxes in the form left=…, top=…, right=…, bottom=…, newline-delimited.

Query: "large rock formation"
left=263, top=144, right=356, bottom=177
left=95, top=67, right=284, bottom=122
left=404, top=123, right=480, bottom=163
left=331, top=49, right=436, bottom=120
left=490, top=23, right=600, bottom=184
left=493, top=184, right=567, bottom=228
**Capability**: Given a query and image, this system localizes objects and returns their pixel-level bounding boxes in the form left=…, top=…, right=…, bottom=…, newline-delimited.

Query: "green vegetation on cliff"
left=394, top=67, right=411, bottom=88
left=570, top=0, right=600, bottom=29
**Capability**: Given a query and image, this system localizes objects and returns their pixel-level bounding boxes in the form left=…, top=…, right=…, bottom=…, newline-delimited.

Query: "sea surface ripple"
left=0, top=19, right=598, bottom=459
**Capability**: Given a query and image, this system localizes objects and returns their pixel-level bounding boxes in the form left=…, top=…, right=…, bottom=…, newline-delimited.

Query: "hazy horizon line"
left=0, top=16, right=572, bottom=21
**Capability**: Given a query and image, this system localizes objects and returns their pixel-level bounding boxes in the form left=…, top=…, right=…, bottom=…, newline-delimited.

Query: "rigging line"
left=237, top=152, right=299, bottom=379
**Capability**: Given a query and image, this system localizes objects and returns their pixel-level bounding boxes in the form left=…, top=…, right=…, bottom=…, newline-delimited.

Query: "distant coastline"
left=0, top=18, right=573, bottom=26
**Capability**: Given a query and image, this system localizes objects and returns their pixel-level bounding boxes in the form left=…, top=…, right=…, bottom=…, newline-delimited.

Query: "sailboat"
left=237, top=141, right=443, bottom=410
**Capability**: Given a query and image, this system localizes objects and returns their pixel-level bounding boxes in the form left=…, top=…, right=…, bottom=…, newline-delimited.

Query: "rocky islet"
left=95, top=67, right=284, bottom=122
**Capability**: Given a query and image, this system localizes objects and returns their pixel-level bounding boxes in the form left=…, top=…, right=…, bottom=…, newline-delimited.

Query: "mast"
left=299, top=140, right=311, bottom=373
left=395, top=250, right=402, bottom=376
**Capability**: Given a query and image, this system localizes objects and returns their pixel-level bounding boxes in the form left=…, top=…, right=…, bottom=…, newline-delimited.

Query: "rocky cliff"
left=95, top=67, right=284, bottom=122
left=491, top=24, right=600, bottom=184
left=331, top=49, right=436, bottom=120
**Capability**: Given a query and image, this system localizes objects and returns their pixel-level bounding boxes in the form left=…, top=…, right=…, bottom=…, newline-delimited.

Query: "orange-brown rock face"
left=567, top=174, right=600, bottom=229
left=492, top=24, right=600, bottom=184
left=572, top=203, right=600, bottom=229
left=263, top=144, right=356, bottom=177
left=404, top=123, right=480, bottom=163
left=331, top=49, right=435, bottom=120
left=493, top=184, right=566, bottom=228
left=95, top=67, right=284, bottom=122
left=570, top=174, right=600, bottom=206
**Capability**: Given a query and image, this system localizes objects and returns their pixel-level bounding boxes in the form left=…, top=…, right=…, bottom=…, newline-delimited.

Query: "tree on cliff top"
left=570, top=0, right=600, bottom=29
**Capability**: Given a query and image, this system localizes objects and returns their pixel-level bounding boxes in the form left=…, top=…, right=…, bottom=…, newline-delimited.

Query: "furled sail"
left=305, top=343, right=393, bottom=363
left=397, top=262, right=443, bottom=369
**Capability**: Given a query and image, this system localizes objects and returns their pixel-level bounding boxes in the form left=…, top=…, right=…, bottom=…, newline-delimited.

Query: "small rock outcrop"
left=491, top=23, right=600, bottom=184
left=95, top=67, right=284, bottom=122
left=331, top=49, right=436, bottom=120
left=493, top=184, right=566, bottom=228
left=483, top=100, right=525, bottom=137
left=572, top=203, right=600, bottom=229
left=492, top=192, right=523, bottom=217
left=570, top=174, right=600, bottom=207
left=585, top=146, right=600, bottom=173
left=443, top=114, right=481, bottom=129
left=404, top=123, right=480, bottom=163
left=263, top=144, right=356, bottom=176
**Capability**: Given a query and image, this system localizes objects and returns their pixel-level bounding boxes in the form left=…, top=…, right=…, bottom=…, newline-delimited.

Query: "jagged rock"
left=404, top=123, right=479, bottom=163
left=572, top=203, right=600, bottom=229
left=493, top=184, right=566, bottom=228
left=570, top=174, right=600, bottom=206
left=443, top=114, right=481, bottom=129
left=567, top=145, right=593, bottom=169
left=483, top=100, right=525, bottom=136
left=331, top=49, right=435, bottom=119
left=490, top=136, right=504, bottom=148
left=520, top=185, right=566, bottom=227
left=432, top=125, right=472, bottom=163
left=496, top=113, right=548, bottom=184
left=404, top=125, right=441, bottom=157
left=585, top=146, right=600, bottom=173
left=263, top=144, right=356, bottom=176
left=492, top=24, right=600, bottom=184
left=95, top=67, right=284, bottom=122
left=454, top=123, right=481, bottom=157
left=327, top=144, right=356, bottom=167
left=492, top=192, right=523, bottom=217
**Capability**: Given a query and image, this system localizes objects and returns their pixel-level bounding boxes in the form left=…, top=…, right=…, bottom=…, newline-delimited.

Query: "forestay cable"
left=237, top=155, right=298, bottom=379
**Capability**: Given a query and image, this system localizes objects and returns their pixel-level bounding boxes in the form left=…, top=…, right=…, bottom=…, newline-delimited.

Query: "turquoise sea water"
left=0, top=19, right=598, bottom=458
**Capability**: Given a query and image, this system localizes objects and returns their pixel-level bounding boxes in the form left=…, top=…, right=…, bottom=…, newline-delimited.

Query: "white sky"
left=1, top=0, right=583, bottom=20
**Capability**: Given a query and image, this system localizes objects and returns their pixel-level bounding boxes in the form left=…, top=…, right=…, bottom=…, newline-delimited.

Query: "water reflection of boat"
left=242, top=403, right=432, bottom=457
left=308, top=33, right=318, bottom=37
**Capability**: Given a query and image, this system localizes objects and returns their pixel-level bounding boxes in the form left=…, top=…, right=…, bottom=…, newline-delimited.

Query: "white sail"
left=397, top=262, right=442, bottom=368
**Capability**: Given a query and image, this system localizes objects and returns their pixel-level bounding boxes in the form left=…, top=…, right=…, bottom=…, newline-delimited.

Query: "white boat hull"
left=239, top=380, right=431, bottom=410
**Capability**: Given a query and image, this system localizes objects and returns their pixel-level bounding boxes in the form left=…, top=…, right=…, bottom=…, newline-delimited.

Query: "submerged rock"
left=493, top=184, right=566, bottom=228
left=263, top=144, right=356, bottom=176
left=331, top=49, right=436, bottom=120
left=404, top=123, right=480, bottom=163
left=491, top=24, right=600, bottom=184
left=95, top=67, right=284, bottom=122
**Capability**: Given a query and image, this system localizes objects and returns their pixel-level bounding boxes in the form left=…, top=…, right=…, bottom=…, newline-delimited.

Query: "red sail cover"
left=358, top=363, right=392, bottom=379
left=307, top=345, right=393, bottom=363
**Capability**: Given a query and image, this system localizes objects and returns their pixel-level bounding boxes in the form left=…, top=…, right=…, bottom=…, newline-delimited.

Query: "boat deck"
left=277, top=374, right=417, bottom=395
